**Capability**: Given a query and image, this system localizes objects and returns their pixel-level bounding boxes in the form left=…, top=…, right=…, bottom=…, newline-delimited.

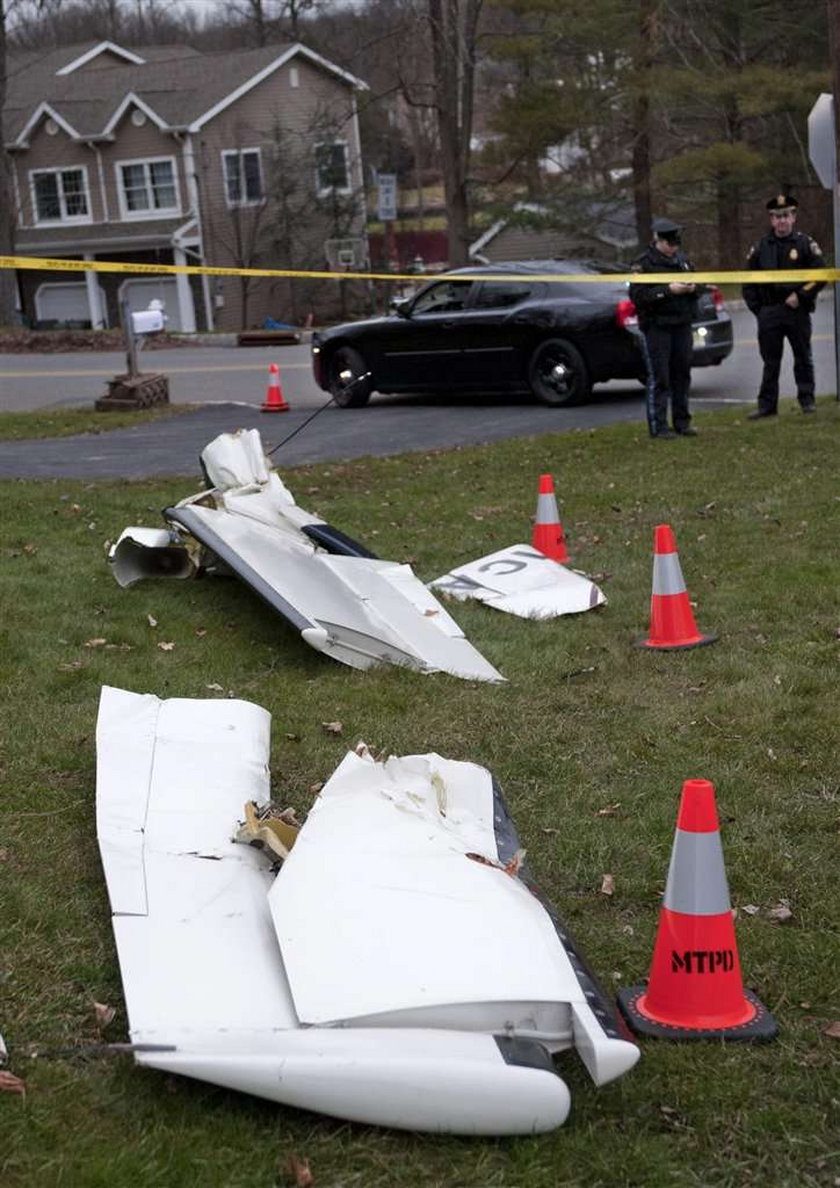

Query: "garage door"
left=35, top=282, right=107, bottom=328
left=120, top=279, right=182, bottom=332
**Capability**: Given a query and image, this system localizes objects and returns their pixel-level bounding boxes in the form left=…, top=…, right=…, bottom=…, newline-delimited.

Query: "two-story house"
left=5, top=39, right=368, bottom=331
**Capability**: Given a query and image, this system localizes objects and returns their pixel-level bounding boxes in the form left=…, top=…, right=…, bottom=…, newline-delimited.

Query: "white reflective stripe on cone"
left=536, top=492, right=560, bottom=522
left=652, top=552, right=687, bottom=596
left=663, top=830, right=732, bottom=915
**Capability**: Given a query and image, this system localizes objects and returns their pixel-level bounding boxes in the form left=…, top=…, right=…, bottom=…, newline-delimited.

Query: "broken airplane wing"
left=96, top=685, right=638, bottom=1135
left=108, top=430, right=502, bottom=683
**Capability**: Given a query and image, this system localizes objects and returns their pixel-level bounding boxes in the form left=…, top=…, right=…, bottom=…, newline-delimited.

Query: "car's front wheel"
left=528, top=338, right=591, bottom=407
left=329, top=346, right=372, bottom=408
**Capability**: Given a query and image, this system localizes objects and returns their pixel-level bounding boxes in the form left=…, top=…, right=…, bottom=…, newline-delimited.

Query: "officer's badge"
left=789, top=248, right=798, bottom=261
left=777, top=194, right=785, bottom=206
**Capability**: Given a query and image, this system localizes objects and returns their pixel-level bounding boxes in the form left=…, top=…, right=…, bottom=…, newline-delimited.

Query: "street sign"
left=377, top=174, right=397, bottom=222
left=808, top=93, right=836, bottom=189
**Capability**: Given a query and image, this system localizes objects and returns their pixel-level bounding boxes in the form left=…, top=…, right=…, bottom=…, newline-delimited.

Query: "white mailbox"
left=131, top=307, right=166, bottom=334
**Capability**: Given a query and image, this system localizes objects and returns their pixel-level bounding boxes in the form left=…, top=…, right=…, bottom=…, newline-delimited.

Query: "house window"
left=222, top=149, right=263, bottom=206
left=117, top=158, right=179, bottom=218
left=315, top=141, right=350, bottom=196
left=31, top=168, right=89, bottom=223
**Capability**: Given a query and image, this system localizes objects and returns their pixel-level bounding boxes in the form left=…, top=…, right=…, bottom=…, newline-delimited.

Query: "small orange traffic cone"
left=532, top=474, right=568, bottom=562
left=638, top=524, right=716, bottom=649
left=261, top=362, right=290, bottom=413
left=618, top=779, right=777, bottom=1041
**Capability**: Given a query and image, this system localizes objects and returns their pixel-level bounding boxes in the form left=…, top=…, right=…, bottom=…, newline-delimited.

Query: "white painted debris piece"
left=430, top=544, right=606, bottom=619
left=108, top=429, right=502, bottom=684
left=96, top=685, right=639, bottom=1135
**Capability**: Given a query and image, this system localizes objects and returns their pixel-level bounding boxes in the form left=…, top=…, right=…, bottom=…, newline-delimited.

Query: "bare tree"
left=426, top=0, right=482, bottom=265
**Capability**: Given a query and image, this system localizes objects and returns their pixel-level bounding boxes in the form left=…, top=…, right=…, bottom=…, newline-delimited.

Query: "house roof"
left=6, top=39, right=368, bottom=147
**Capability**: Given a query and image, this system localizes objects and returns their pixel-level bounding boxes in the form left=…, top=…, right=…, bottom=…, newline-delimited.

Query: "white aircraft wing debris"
left=108, top=429, right=502, bottom=683
left=96, top=686, right=639, bottom=1134
left=430, top=544, right=606, bottom=619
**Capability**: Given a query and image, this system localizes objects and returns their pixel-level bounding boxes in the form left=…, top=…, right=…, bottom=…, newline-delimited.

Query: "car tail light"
left=616, top=298, right=638, bottom=330
left=710, top=285, right=725, bottom=311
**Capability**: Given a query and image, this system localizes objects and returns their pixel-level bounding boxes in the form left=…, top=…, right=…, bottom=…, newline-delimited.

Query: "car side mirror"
left=391, top=298, right=411, bottom=318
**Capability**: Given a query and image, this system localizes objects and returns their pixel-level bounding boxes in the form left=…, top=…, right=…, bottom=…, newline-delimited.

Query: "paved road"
left=0, top=304, right=834, bottom=479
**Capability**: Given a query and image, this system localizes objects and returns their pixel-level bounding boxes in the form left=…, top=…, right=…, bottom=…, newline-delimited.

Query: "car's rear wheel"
left=329, top=346, right=372, bottom=408
left=528, top=338, right=591, bottom=407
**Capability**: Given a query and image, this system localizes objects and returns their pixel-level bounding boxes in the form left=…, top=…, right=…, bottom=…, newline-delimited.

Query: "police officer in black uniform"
left=630, top=217, right=699, bottom=439
left=742, top=194, right=825, bottom=418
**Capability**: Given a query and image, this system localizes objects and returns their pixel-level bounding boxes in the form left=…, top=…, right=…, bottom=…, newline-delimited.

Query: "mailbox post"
left=95, top=297, right=171, bottom=411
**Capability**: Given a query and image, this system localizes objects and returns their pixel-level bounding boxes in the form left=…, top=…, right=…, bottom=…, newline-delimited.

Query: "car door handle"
left=441, top=320, right=457, bottom=328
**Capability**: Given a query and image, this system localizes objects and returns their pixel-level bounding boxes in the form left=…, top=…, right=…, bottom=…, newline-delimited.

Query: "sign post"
left=808, top=93, right=840, bottom=400
left=377, top=173, right=399, bottom=270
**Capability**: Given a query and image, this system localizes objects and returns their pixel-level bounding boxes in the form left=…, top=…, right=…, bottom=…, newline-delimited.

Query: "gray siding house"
left=5, top=39, right=368, bottom=331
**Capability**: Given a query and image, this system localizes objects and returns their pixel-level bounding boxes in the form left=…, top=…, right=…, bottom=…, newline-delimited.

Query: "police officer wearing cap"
left=742, top=194, right=825, bottom=418
left=630, top=217, right=699, bottom=439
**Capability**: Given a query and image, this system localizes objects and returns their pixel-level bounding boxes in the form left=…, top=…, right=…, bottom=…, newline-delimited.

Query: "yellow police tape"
left=0, top=254, right=838, bottom=286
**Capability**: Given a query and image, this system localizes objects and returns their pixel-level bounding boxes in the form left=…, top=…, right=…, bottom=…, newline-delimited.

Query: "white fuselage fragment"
left=108, top=429, right=503, bottom=683
left=430, top=544, right=606, bottom=619
left=96, top=686, right=638, bottom=1134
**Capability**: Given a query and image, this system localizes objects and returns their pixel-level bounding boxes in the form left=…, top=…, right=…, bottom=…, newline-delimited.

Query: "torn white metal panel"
left=109, top=527, right=197, bottom=589
left=270, top=747, right=637, bottom=1090
left=96, top=687, right=296, bottom=1040
left=96, top=687, right=637, bottom=1133
left=430, top=544, right=606, bottom=619
left=110, top=428, right=503, bottom=683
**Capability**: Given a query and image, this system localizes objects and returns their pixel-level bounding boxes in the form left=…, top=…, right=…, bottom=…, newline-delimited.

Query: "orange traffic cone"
left=618, top=779, right=777, bottom=1041
left=532, top=474, right=568, bottom=562
left=638, top=524, right=716, bottom=649
left=261, top=362, right=290, bottom=413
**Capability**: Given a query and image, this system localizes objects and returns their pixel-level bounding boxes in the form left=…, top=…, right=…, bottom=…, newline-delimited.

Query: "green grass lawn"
left=0, top=404, right=196, bottom=442
left=1, top=401, right=839, bottom=1187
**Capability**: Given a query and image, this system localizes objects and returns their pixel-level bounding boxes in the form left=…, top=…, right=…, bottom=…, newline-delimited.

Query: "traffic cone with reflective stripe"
left=638, top=524, right=716, bottom=649
left=532, top=474, right=568, bottom=562
left=261, top=362, right=290, bottom=413
left=618, top=779, right=777, bottom=1041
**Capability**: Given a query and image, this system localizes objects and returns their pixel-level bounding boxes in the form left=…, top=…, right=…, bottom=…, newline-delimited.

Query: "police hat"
left=766, top=193, right=798, bottom=213
left=651, top=216, right=682, bottom=244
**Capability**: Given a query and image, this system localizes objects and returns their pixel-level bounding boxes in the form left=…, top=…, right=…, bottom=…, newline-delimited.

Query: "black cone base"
left=617, top=984, right=778, bottom=1042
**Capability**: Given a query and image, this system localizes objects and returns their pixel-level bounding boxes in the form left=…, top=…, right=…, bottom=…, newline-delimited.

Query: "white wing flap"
left=96, top=688, right=297, bottom=1042
left=270, top=749, right=586, bottom=1026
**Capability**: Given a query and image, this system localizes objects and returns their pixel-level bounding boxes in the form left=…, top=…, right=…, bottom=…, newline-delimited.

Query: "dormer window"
left=116, top=157, right=180, bottom=219
left=30, top=167, right=90, bottom=223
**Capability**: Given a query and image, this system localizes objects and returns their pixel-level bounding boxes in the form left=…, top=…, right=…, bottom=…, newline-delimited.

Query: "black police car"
left=311, top=259, right=733, bottom=408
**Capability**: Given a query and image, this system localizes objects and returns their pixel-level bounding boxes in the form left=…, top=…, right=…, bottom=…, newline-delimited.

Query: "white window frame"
left=29, top=165, right=92, bottom=225
left=221, top=147, right=265, bottom=208
left=115, top=155, right=181, bottom=221
left=314, top=140, right=351, bottom=198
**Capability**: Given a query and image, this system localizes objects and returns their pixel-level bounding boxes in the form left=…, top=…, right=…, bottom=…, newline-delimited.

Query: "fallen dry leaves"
left=0, top=1070, right=26, bottom=1097
left=821, top=1021, right=840, bottom=1040
left=157, top=641, right=176, bottom=652
left=84, top=638, right=107, bottom=648
left=284, top=1152, right=314, bottom=1186
left=147, top=614, right=158, bottom=628
left=767, top=901, right=794, bottom=924
left=92, top=1001, right=116, bottom=1028
left=321, top=721, right=343, bottom=735
left=596, top=802, right=621, bottom=818
left=600, top=873, right=615, bottom=896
